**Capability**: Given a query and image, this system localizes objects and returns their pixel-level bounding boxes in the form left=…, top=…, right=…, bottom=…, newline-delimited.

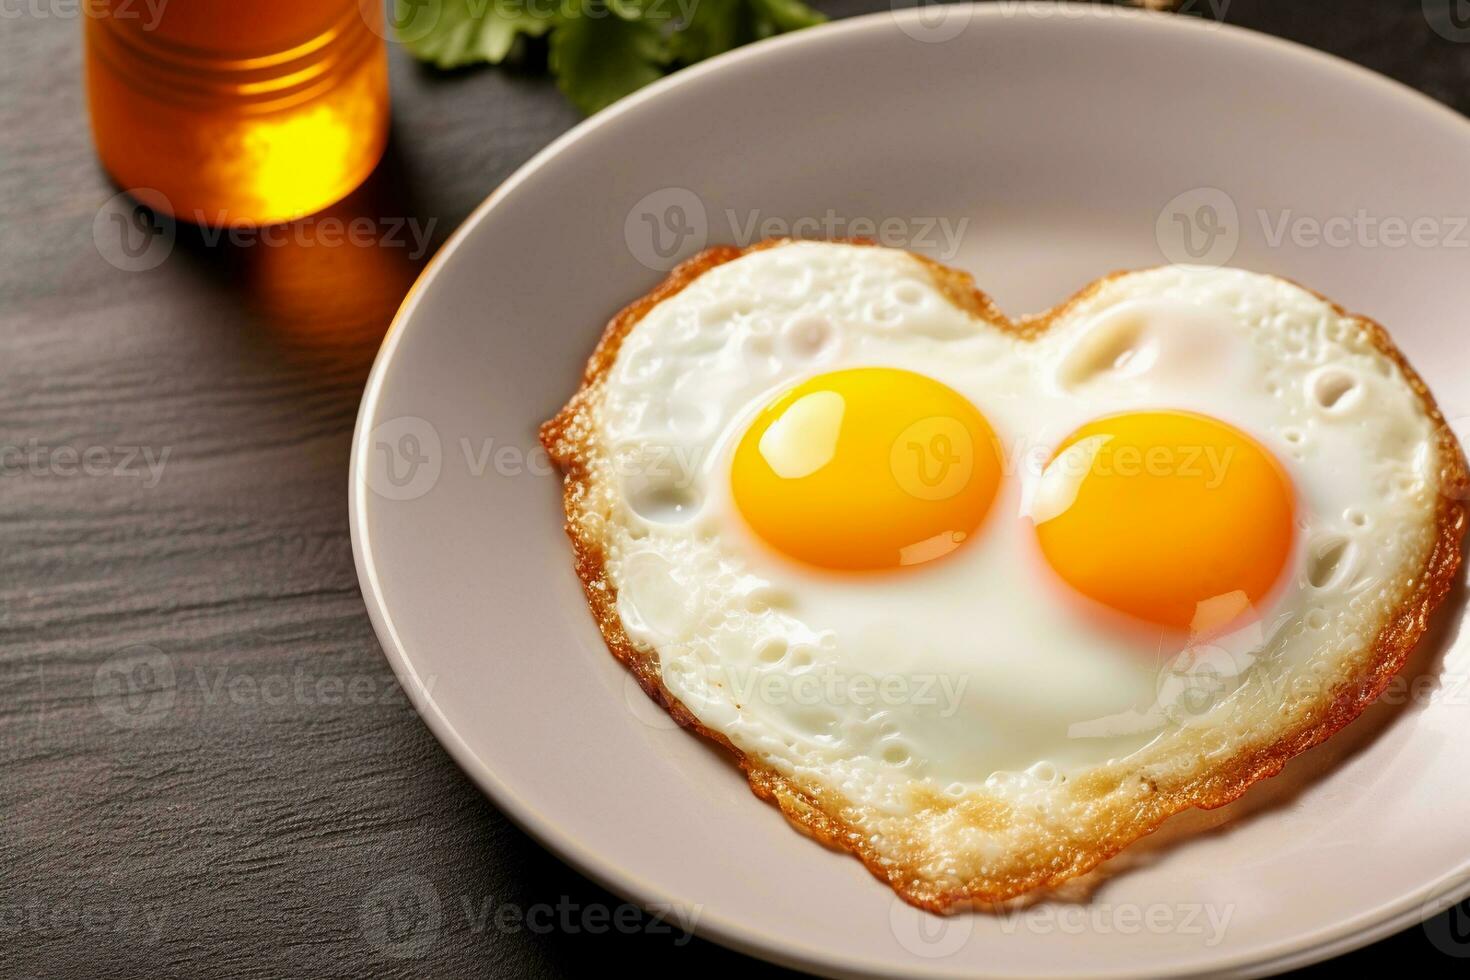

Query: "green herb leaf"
left=399, top=0, right=827, bottom=113
left=668, top=0, right=747, bottom=63
left=748, top=0, right=824, bottom=34
left=399, top=0, right=558, bottom=69
left=669, top=0, right=823, bottom=65
left=550, top=4, right=671, bottom=115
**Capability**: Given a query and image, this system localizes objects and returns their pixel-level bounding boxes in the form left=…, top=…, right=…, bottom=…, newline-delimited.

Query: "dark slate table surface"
left=3, top=1, right=1467, bottom=976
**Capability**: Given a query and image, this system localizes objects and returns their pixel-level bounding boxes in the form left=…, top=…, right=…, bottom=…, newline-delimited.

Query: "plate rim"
left=349, top=5, right=1470, bottom=976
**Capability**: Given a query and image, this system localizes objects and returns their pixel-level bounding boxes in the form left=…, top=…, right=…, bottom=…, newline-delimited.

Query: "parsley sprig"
left=397, top=0, right=826, bottom=114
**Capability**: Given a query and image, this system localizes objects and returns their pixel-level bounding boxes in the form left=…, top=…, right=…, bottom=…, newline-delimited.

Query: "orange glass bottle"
left=85, top=0, right=389, bottom=227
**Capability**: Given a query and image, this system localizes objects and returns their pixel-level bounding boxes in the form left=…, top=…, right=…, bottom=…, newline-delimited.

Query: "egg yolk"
left=1033, top=410, right=1294, bottom=632
left=730, top=367, right=1001, bottom=570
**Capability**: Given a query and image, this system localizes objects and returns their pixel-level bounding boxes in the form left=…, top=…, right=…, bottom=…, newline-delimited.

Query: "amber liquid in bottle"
left=85, top=0, right=389, bottom=227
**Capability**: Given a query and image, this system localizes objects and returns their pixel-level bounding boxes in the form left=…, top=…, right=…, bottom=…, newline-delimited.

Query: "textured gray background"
left=3, top=1, right=1469, bottom=976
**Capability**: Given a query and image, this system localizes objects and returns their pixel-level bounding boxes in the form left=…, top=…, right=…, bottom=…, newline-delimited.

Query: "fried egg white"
left=542, top=240, right=1466, bottom=910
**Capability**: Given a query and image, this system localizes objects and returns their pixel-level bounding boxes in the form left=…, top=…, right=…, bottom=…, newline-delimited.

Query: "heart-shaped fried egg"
left=542, top=240, right=1466, bottom=910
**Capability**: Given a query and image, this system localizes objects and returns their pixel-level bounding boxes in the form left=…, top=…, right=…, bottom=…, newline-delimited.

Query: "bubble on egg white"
left=740, top=582, right=794, bottom=614
left=886, top=280, right=928, bottom=309
left=1052, top=298, right=1249, bottom=394
left=781, top=313, right=835, bottom=361
left=1411, top=440, right=1437, bottom=484
left=775, top=267, right=817, bottom=303
left=617, top=344, right=666, bottom=386
left=739, top=332, right=782, bottom=377
left=632, top=484, right=701, bottom=524
left=698, top=296, right=754, bottom=330
left=1306, top=534, right=1355, bottom=591
left=1028, top=761, right=1059, bottom=784
left=881, top=741, right=913, bottom=767
left=1055, top=304, right=1157, bottom=388
left=755, top=638, right=788, bottom=664
left=665, top=400, right=715, bottom=438
left=600, top=397, right=648, bottom=442
left=983, top=764, right=1071, bottom=802
left=618, top=448, right=704, bottom=525
left=1307, top=365, right=1363, bottom=414
left=863, top=297, right=905, bottom=329
left=616, top=552, right=698, bottom=641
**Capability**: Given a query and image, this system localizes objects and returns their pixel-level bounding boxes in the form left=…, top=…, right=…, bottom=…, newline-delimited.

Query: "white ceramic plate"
left=350, top=6, right=1470, bottom=976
